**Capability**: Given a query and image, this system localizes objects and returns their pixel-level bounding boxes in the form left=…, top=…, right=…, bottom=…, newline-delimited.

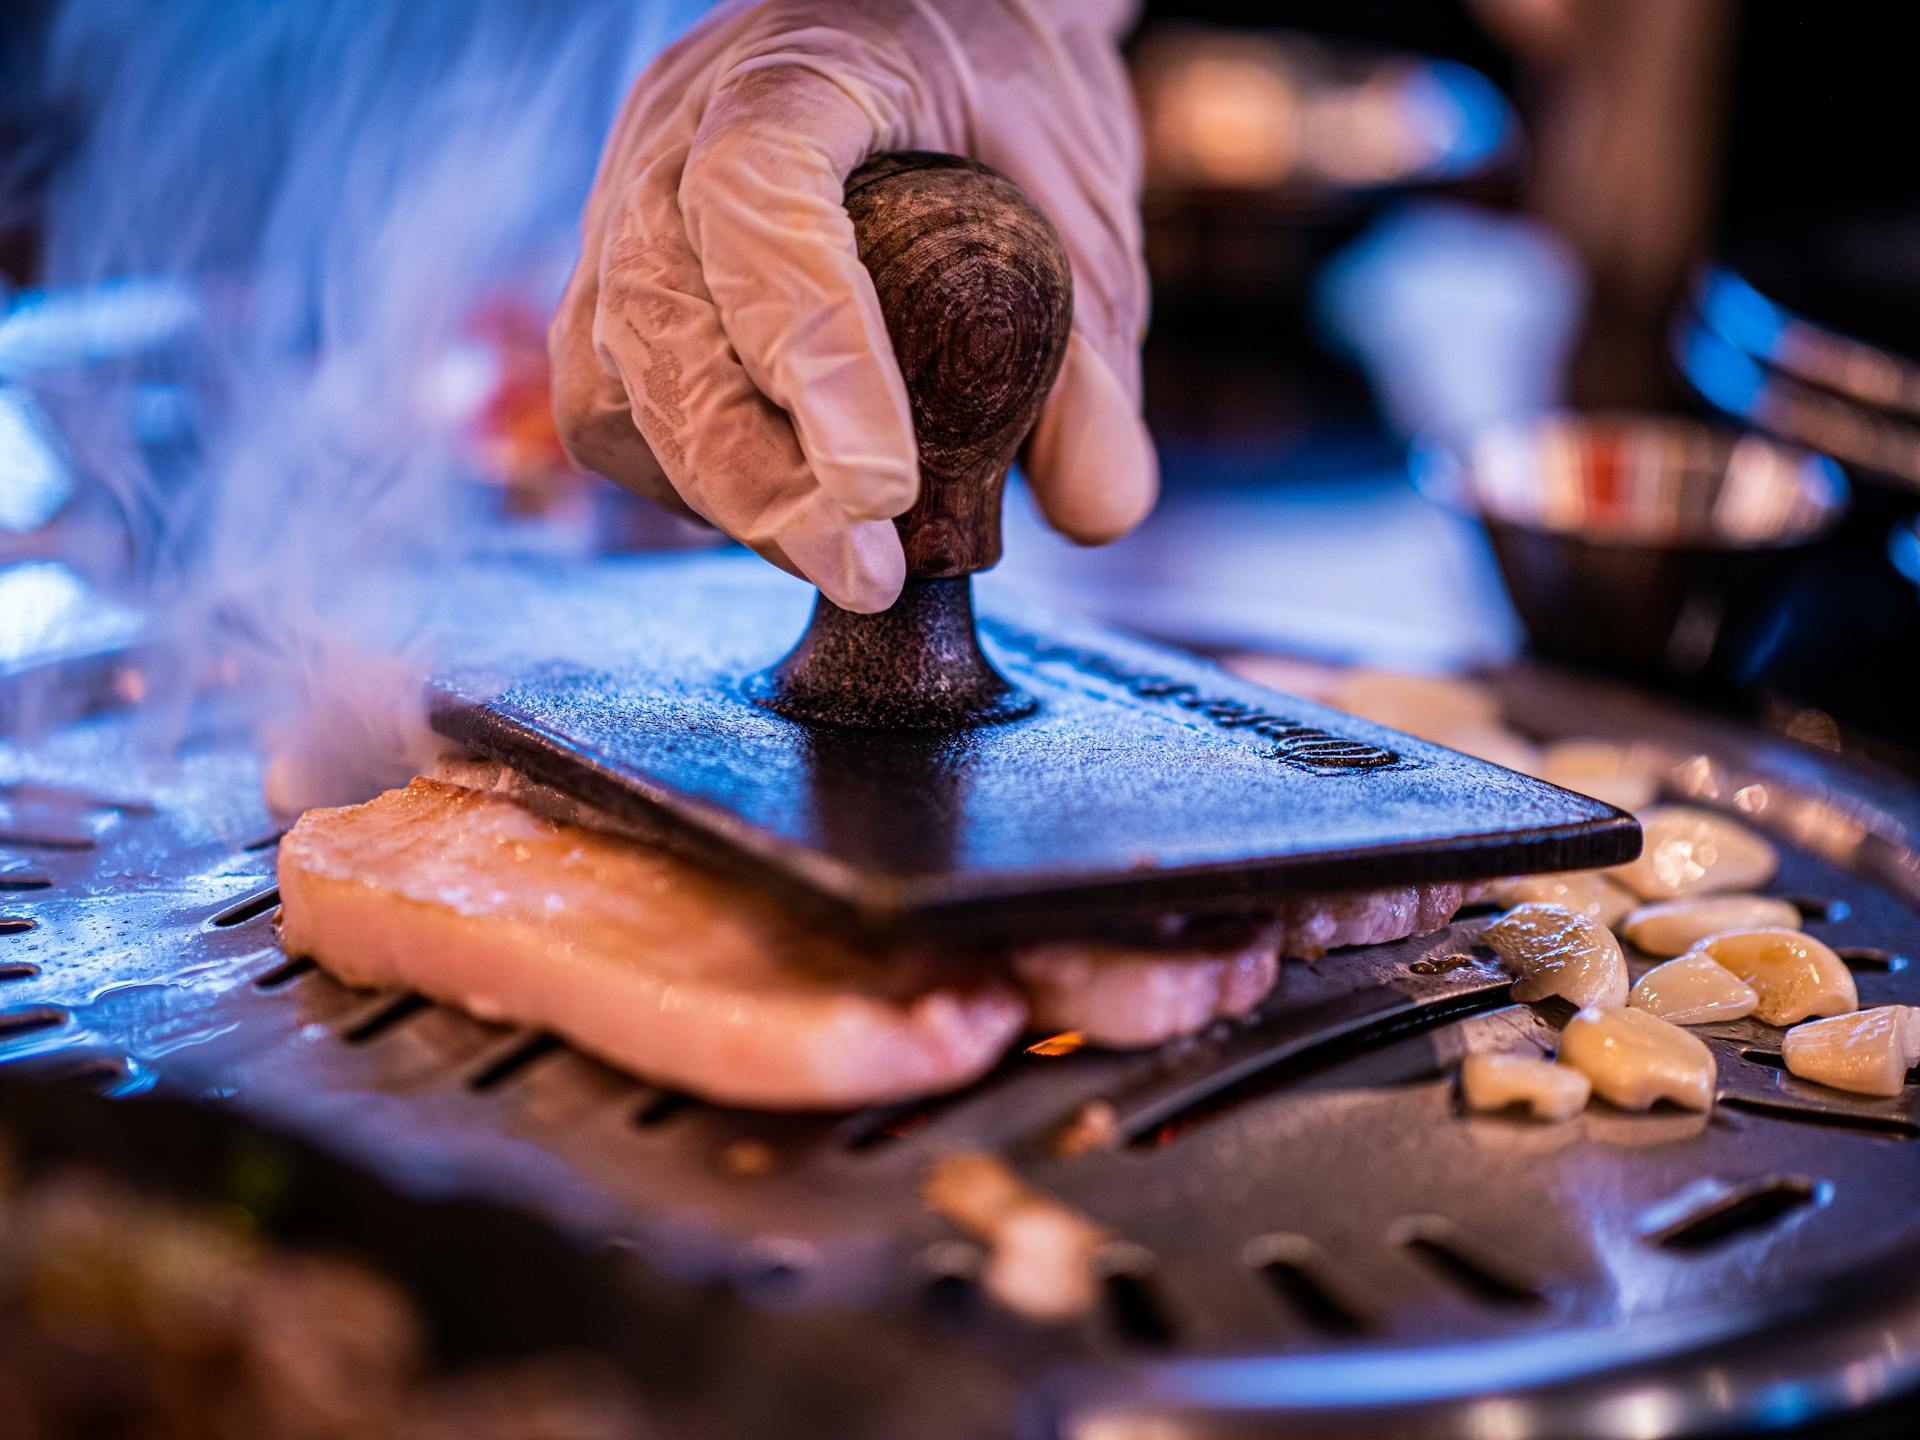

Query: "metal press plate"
left=3, top=626, right=1920, bottom=1436
left=428, top=555, right=1637, bottom=936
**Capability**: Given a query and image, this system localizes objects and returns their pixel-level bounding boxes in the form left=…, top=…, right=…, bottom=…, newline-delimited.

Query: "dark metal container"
left=1415, top=414, right=1848, bottom=682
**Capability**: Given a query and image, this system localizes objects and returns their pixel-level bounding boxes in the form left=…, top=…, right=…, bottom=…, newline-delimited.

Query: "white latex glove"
left=550, top=0, right=1156, bottom=613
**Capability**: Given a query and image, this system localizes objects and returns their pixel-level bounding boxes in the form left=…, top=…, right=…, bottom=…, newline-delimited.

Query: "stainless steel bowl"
left=1414, top=414, right=1849, bottom=679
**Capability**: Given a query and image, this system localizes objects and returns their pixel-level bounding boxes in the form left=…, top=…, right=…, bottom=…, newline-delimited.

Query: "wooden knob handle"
left=753, top=155, right=1069, bottom=730
left=845, top=153, right=1074, bottom=578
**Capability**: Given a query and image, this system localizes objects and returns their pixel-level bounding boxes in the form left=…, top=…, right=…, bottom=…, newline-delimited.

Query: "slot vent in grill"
left=253, top=955, right=316, bottom=990
left=917, top=1241, right=983, bottom=1319
left=632, top=1091, right=694, bottom=1128
left=29, top=1053, right=138, bottom=1094
left=341, top=993, right=429, bottom=1044
left=466, top=1035, right=560, bottom=1092
left=1643, top=1176, right=1828, bottom=1251
left=1721, top=1095, right=1919, bottom=1140
left=1394, top=1218, right=1545, bottom=1309
left=1127, top=986, right=1514, bottom=1150
left=0, top=917, right=34, bottom=935
left=1244, top=1235, right=1368, bottom=1336
left=1788, top=896, right=1849, bottom=923
left=210, top=887, right=280, bottom=928
left=0, top=1005, right=69, bottom=1042
left=734, top=1239, right=814, bottom=1299
left=0, top=818, right=95, bottom=850
left=1099, top=1249, right=1176, bottom=1346
left=842, top=1101, right=937, bottom=1151
left=1836, top=946, right=1909, bottom=972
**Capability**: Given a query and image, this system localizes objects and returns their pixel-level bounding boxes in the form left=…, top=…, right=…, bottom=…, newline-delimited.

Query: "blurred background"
left=1, top=0, right=1916, bottom=772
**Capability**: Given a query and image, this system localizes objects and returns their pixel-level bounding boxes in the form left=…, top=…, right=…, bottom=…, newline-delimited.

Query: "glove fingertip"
left=776, top=512, right=907, bottom=614
left=1026, top=335, right=1159, bottom=545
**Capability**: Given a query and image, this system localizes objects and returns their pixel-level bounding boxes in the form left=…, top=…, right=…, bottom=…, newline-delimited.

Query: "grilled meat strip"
left=279, top=774, right=1478, bottom=1102
left=278, top=779, right=1025, bottom=1109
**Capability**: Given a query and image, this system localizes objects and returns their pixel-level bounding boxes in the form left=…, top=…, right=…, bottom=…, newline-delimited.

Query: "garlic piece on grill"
left=1489, top=872, right=1637, bottom=929
left=1610, top=806, right=1778, bottom=901
left=1629, top=953, right=1759, bottom=1025
left=1332, top=669, right=1502, bottom=736
left=1461, top=1051, right=1592, bottom=1121
left=922, top=1154, right=1108, bottom=1322
left=1536, top=739, right=1661, bottom=812
left=1329, top=672, right=1539, bottom=769
left=1446, top=725, right=1542, bottom=775
left=1691, top=929, right=1857, bottom=1027
left=1621, top=894, right=1803, bottom=958
left=1483, top=902, right=1629, bottom=1010
left=1559, top=1006, right=1717, bottom=1112
left=1781, top=1006, right=1920, bottom=1097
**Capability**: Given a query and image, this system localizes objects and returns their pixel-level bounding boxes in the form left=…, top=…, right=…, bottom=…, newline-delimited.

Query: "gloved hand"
left=550, top=0, right=1155, bottom=613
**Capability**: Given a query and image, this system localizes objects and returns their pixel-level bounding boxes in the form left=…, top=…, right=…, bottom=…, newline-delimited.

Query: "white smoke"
left=9, top=0, right=705, bottom=807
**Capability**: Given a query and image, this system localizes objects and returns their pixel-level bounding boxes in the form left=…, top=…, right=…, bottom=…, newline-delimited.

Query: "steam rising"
left=12, top=0, right=701, bottom=806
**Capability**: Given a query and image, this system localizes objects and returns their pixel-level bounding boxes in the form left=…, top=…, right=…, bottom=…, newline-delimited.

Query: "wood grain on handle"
left=844, top=153, right=1074, bottom=578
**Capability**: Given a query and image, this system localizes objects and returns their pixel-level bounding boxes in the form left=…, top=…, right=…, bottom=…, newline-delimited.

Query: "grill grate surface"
left=3, top=665, right=1920, bottom=1437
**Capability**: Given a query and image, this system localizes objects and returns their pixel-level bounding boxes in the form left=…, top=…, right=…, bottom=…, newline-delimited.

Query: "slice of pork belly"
left=1011, top=881, right=1474, bottom=1048
left=1272, top=881, right=1476, bottom=960
left=277, top=779, right=1025, bottom=1110
left=1012, top=930, right=1279, bottom=1048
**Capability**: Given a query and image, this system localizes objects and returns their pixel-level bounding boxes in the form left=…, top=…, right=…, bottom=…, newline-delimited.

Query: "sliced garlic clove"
left=1628, top=953, right=1759, bottom=1024
left=1610, top=806, right=1778, bottom=901
left=922, top=1154, right=1109, bottom=1322
left=1489, top=872, right=1637, bottom=929
left=1558, top=1006, right=1716, bottom=1112
left=1621, top=893, right=1803, bottom=958
left=1691, top=928, right=1858, bottom=1027
left=1483, top=902, right=1629, bottom=1009
left=1535, top=739, right=1662, bottom=812
left=1443, top=724, right=1542, bottom=775
left=1331, top=669, right=1503, bottom=737
left=1461, top=1051, right=1592, bottom=1121
left=1781, top=1006, right=1920, bottom=1097
left=1329, top=667, right=1535, bottom=770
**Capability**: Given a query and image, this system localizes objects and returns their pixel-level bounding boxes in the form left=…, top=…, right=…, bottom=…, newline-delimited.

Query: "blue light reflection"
left=0, top=388, right=75, bottom=531
left=1678, top=323, right=1768, bottom=420
left=1695, top=268, right=1789, bottom=360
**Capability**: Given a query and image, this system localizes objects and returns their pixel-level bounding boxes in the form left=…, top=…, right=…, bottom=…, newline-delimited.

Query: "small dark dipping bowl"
left=1415, top=414, right=1849, bottom=681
